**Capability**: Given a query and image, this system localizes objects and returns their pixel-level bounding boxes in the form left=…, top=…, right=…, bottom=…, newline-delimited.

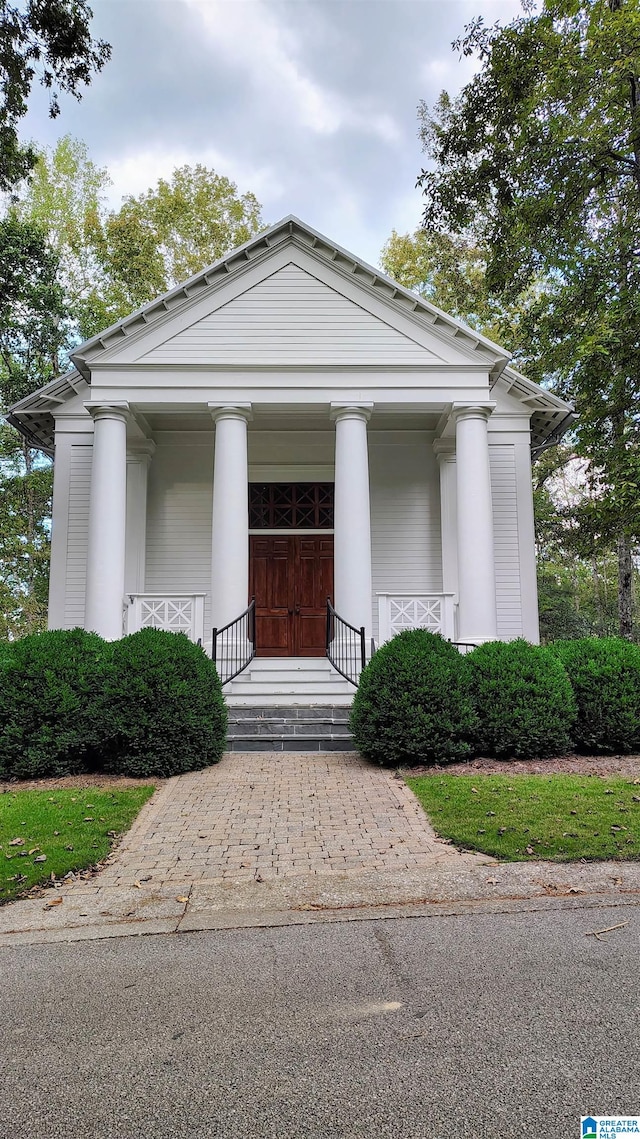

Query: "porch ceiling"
left=143, top=406, right=445, bottom=433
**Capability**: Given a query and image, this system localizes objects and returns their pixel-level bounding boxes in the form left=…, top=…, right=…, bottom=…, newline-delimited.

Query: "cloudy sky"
left=23, top=0, right=522, bottom=268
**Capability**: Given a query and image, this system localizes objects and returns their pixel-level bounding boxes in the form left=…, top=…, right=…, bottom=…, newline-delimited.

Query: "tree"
left=14, top=135, right=113, bottom=340
left=0, top=0, right=110, bottom=191
left=417, top=0, right=640, bottom=637
left=15, top=146, right=266, bottom=338
left=379, top=226, right=538, bottom=356
left=97, top=164, right=264, bottom=317
left=0, top=215, right=68, bottom=636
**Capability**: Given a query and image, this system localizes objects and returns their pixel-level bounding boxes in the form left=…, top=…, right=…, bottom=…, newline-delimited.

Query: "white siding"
left=145, top=441, right=214, bottom=630
left=369, top=434, right=442, bottom=640
left=141, top=264, right=438, bottom=366
left=64, top=445, right=92, bottom=628
left=490, top=444, right=523, bottom=639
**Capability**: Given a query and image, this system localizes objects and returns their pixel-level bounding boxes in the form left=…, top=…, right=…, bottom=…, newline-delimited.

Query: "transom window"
left=249, top=483, right=334, bottom=529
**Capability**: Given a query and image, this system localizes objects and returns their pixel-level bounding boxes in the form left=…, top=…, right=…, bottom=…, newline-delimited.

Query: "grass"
left=406, top=774, right=640, bottom=862
left=0, top=786, right=155, bottom=903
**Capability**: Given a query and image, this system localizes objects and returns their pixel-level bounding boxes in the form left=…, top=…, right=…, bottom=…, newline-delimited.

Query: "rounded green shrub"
left=550, top=637, right=640, bottom=754
left=465, top=639, right=575, bottom=759
left=99, top=628, right=227, bottom=777
left=349, top=629, right=474, bottom=766
left=0, top=628, right=108, bottom=778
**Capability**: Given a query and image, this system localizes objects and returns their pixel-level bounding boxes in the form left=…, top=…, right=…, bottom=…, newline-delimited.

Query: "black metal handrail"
left=326, top=598, right=366, bottom=686
left=212, top=598, right=256, bottom=685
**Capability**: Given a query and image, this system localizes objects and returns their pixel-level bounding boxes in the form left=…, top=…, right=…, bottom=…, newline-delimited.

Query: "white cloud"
left=105, top=144, right=286, bottom=210
left=183, top=0, right=402, bottom=143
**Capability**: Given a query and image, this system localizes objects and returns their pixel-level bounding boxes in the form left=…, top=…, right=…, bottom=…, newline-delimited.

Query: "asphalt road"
left=1, top=905, right=638, bottom=1139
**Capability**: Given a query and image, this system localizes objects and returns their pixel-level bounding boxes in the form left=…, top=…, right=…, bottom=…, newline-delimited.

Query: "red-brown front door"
left=250, top=535, right=333, bottom=656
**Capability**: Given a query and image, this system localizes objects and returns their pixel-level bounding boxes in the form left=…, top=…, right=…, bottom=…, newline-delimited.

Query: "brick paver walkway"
left=99, top=751, right=454, bottom=888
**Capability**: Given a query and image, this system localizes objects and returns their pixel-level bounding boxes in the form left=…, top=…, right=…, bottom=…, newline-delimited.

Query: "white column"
left=453, top=403, right=497, bottom=643
left=209, top=404, right=251, bottom=630
left=125, top=441, right=155, bottom=594
left=331, top=403, right=373, bottom=635
left=84, top=403, right=129, bottom=640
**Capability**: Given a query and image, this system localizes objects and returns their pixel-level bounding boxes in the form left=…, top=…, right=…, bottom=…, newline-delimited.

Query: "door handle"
left=294, top=606, right=300, bottom=616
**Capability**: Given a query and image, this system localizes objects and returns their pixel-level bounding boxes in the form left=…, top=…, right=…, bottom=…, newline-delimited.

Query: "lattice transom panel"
left=139, top=598, right=194, bottom=632
left=388, top=597, right=443, bottom=636
left=249, top=483, right=334, bottom=528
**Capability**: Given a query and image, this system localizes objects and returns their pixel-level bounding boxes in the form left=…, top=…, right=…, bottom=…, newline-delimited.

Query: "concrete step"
left=224, top=656, right=356, bottom=707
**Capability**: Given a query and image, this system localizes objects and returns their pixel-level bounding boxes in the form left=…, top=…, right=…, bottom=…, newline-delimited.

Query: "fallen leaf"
left=28, top=847, right=40, bottom=855
left=65, top=845, right=74, bottom=851
left=176, top=896, right=189, bottom=903
left=45, top=898, right=63, bottom=907
left=471, top=787, right=478, bottom=794
left=53, top=831, right=60, bottom=836
left=604, top=789, right=614, bottom=795
left=33, top=855, right=47, bottom=863
left=133, top=881, right=142, bottom=889
left=9, top=837, right=24, bottom=846
left=525, top=846, right=535, bottom=855
left=612, top=876, right=623, bottom=885
left=84, top=817, right=94, bottom=822
left=486, top=877, right=498, bottom=885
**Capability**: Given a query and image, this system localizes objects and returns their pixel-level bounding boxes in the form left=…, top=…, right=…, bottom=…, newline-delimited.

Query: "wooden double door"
left=250, top=535, right=333, bottom=657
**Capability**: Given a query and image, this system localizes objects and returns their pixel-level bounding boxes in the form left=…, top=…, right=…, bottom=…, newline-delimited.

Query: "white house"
left=9, top=216, right=573, bottom=706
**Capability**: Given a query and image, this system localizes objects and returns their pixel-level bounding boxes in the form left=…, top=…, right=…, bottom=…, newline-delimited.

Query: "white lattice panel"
left=388, top=597, right=443, bottom=637
left=126, top=594, right=205, bottom=643
left=140, top=598, right=194, bottom=632
left=377, top=593, right=456, bottom=644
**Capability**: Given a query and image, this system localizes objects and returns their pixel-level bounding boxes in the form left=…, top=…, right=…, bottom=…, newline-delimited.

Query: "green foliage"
left=100, top=629, right=227, bottom=777
left=0, top=214, right=66, bottom=635
left=551, top=637, right=640, bottom=753
left=465, top=640, right=575, bottom=759
left=349, top=630, right=474, bottom=766
left=0, top=1, right=110, bottom=190
left=418, top=0, right=640, bottom=636
left=13, top=135, right=113, bottom=341
left=97, top=164, right=264, bottom=317
left=13, top=144, right=266, bottom=340
left=379, top=227, right=533, bottom=355
left=0, top=628, right=107, bottom=779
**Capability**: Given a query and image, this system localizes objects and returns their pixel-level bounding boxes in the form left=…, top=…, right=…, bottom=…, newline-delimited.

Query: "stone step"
left=228, top=705, right=351, bottom=722
left=225, top=703, right=355, bottom=752
left=226, top=737, right=355, bottom=753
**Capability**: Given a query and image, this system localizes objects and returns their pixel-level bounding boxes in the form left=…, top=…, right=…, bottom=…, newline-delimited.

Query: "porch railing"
left=125, top=593, right=206, bottom=642
left=212, top=598, right=256, bottom=686
left=377, top=593, right=456, bottom=644
left=326, top=598, right=366, bottom=687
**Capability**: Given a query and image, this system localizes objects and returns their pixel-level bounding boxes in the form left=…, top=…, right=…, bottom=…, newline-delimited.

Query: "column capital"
left=433, top=438, right=456, bottom=459
left=208, top=403, right=252, bottom=424
left=451, top=402, right=496, bottom=424
left=84, top=401, right=130, bottom=424
left=330, top=402, right=373, bottom=424
left=127, top=439, right=156, bottom=464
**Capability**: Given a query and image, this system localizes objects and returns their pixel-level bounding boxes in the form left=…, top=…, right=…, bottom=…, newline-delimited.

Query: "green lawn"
left=0, top=786, right=155, bottom=903
left=406, top=774, right=640, bottom=861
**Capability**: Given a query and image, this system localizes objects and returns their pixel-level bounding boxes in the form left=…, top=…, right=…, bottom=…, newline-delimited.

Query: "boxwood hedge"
left=551, top=637, right=640, bottom=754
left=349, top=629, right=474, bottom=766
left=465, top=639, right=575, bottom=759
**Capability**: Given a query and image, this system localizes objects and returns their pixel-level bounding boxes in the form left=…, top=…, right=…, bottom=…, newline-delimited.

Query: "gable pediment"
left=88, top=241, right=495, bottom=372
left=137, top=262, right=445, bottom=367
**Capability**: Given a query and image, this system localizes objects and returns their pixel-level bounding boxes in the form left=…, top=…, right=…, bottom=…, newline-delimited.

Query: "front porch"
left=83, top=400, right=502, bottom=677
